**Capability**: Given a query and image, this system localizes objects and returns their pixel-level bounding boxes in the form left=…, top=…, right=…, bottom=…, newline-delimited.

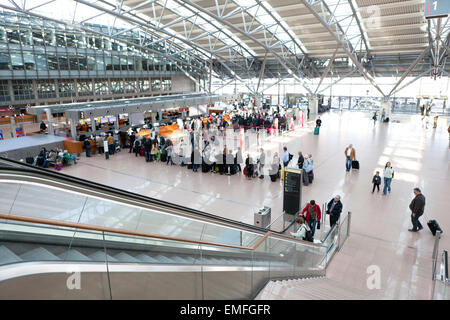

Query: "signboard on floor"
left=283, top=168, right=302, bottom=215
left=424, top=0, right=449, bottom=18
left=15, top=127, right=24, bottom=137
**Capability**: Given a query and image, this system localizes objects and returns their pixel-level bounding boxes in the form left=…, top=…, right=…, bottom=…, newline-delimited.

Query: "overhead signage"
left=424, top=0, right=449, bottom=18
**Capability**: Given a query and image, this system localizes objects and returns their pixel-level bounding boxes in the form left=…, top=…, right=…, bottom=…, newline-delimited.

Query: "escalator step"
left=89, top=251, right=118, bottom=262
left=114, top=252, right=140, bottom=263
left=0, top=245, right=23, bottom=265
left=153, top=255, right=174, bottom=263
left=135, top=254, right=159, bottom=263
left=20, top=247, right=61, bottom=261
left=59, top=249, right=90, bottom=261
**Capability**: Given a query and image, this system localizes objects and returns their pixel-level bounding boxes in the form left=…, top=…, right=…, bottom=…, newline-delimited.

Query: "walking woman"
left=383, top=162, right=395, bottom=195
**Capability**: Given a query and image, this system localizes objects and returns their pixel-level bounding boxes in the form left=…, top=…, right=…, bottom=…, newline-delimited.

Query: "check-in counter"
left=64, top=139, right=98, bottom=155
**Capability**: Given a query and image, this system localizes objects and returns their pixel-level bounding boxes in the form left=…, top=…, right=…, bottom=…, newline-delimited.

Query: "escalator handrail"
left=0, top=213, right=327, bottom=251
left=0, top=157, right=284, bottom=235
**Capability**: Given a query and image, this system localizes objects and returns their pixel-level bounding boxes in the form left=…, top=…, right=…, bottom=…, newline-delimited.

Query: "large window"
left=58, top=79, right=75, bottom=97
left=0, top=52, right=10, bottom=70
left=0, top=80, right=10, bottom=102
left=94, top=79, right=109, bottom=95
left=12, top=80, right=34, bottom=100
left=162, top=77, right=172, bottom=91
left=77, top=80, right=93, bottom=96
left=110, top=79, right=123, bottom=94
left=151, top=78, right=161, bottom=91
left=36, top=80, right=56, bottom=99
left=138, top=78, right=150, bottom=92
left=10, top=51, right=24, bottom=70
left=124, top=78, right=137, bottom=94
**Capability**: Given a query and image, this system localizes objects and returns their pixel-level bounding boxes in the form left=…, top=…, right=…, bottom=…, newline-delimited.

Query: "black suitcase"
left=160, top=152, right=167, bottom=162
left=427, top=219, right=443, bottom=236
left=270, top=174, right=277, bottom=182
left=187, top=163, right=193, bottom=169
left=26, top=157, right=34, bottom=165
left=202, top=163, right=210, bottom=173
left=352, top=160, right=360, bottom=169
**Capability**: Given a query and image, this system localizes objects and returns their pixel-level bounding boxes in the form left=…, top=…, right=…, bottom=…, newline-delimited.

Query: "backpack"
left=309, top=205, right=318, bottom=221
left=304, top=227, right=314, bottom=242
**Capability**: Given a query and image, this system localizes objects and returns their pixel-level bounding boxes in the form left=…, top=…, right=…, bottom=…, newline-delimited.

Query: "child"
left=372, top=171, right=381, bottom=193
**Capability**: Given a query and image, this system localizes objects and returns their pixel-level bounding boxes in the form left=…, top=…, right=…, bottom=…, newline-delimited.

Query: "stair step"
left=59, top=249, right=90, bottom=261
left=153, top=255, right=175, bottom=263
left=0, top=245, right=23, bottom=265
left=20, top=247, right=61, bottom=261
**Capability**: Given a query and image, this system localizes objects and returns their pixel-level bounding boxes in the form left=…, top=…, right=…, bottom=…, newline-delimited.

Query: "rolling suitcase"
left=427, top=219, right=443, bottom=236
left=314, top=126, right=320, bottom=135
left=140, top=146, right=145, bottom=157
left=160, top=152, right=167, bottom=162
left=351, top=160, right=360, bottom=170
left=270, top=174, right=277, bottom=182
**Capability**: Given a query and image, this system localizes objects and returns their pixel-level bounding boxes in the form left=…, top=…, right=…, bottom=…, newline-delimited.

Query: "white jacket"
left=290, top=223, right=310, bottom=240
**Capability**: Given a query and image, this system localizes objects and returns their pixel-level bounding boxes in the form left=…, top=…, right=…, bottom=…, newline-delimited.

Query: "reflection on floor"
left=58, top=111, right=449, bottom=299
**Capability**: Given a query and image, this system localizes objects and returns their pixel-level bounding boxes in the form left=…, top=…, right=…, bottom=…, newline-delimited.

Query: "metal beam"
left=391, top=68, right=434, bottom=96
left=176, top=0, right=313, bottom=94
left=256, top=50, right=268, bottom=93
left=388, top=46, right=430, bottom=97
left=318, top=69, right=359, bottom=94
left=314, top=48, right=338, bottom=94
left=300, top=0, right=385, bottom=97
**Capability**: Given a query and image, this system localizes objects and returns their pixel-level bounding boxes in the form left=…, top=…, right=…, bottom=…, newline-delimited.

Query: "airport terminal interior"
left=0, top=0, right=449, bottom=300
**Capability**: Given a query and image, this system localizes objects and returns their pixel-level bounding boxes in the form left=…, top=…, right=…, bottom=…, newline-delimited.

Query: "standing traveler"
left=382, top=162, right=394, bottom=195
left=326, top=195, right=343, bottom=227
left=301, top=200, right=322, bottom=237
left=315, top=117, right=322, bottom=128
left=297, top=151, right=304, bottom=169
left=282, top=147, right=291, bottom=167
left=381, top=109, right=386, bottom=122
left=96, top=135, right=104, bottom=154
left=258, top=148, right=265, bottom=179
left=372, top=171, right=382, bottom=193
left=83, top=138, right=91, bottom=157
left=107, top=134, right=115, bottom=155
left=244, top=154, right=254, bottom=179
left=372, top=111, right=377, bottom=125
left=143, top=137, right=152, bottom=162
left=129, top=131, right=136, bottom=153
left=408, top=188, right=425, bottom=232
left=344, top=144, right=356, bottom=172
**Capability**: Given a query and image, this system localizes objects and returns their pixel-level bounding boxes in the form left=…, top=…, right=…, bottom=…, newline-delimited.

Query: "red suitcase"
left=140, top=146, right=145, bottom=156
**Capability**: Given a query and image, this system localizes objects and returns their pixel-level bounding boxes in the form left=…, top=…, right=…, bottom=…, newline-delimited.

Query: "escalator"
left=0, top=157, right=343, bottom=299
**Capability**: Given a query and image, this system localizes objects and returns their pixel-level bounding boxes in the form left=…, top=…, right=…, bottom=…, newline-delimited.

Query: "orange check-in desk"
left=64, top=139, right=98, bottom=155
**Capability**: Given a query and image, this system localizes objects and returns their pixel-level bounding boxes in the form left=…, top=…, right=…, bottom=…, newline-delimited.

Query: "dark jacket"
left=409, top=194, right=425, bottom=215
left=327, top=199, right=343, bottom=217
left=143, top=138, right=152, bottom=151
left=297, top=155, right=304, bottom=169
left=372, top=175, right=381, bottom=185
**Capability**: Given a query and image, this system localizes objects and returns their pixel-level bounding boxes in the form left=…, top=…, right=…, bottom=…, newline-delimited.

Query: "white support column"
left=45, top=108, right=54, bottom=135
left=70, top=119, right=77, bottom=140
left=308, top=96, right=318, bottom=116
left=90, top=118, right=95, bottom=133
left=115, top=115, right=120, bottom=130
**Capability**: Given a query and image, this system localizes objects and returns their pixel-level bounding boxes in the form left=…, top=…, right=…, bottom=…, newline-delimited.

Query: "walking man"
left=344, top=144, right=356, bottom=172
left=408, top=188, right=425, bottom=232
left=326, top=195, right=343, bottom=228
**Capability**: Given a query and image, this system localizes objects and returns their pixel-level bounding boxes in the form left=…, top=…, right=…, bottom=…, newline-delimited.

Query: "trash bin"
left=254, top=206, right=271, bottom=228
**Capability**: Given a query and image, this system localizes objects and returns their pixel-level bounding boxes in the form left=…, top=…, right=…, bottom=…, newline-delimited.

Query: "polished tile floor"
left=58, top=111, right=450, bottom=299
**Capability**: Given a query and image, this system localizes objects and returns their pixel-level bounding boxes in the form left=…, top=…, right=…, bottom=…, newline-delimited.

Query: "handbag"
left=317, top=221, right=321, bottom=230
